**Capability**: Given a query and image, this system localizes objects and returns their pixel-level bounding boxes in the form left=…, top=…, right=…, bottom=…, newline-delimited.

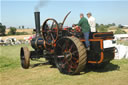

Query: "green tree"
left=107, top=23, right=116, bottom=27
left=22, top=25, right=24, bottom=29
left=19, top=26, right=21, bottom=29
left=8, top=27, right=17, bottom=35
left=0, top=23, right=6, bottom=36
left=96, top=23, right=99, bottom=28
left=118, top=24, right=123, bottom=28
left=97, top=24, right=108, bottom=32
left=112, top=23, right=116, bottom=26
left=115, top=28, right=126, bottom=34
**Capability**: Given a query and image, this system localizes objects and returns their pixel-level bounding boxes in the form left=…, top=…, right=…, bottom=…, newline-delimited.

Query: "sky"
left=0, top=0, right=128, bottom=28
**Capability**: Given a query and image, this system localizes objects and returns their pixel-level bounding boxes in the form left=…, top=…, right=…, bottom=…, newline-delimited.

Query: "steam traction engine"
left=20, top=12, right=115, bottom=75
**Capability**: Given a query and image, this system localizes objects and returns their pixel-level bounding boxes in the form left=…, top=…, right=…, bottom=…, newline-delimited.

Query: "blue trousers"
left=83, top=32, right=90, bottom=47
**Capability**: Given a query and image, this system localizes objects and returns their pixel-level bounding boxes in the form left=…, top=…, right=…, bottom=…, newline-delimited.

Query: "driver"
left=75, top=13, right=90, bottom=50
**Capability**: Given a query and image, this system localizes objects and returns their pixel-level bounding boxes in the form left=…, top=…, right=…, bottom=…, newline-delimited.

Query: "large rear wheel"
left=55, top=37, right=87, bottom=75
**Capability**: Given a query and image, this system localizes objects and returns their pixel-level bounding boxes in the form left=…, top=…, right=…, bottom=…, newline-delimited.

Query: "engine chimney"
left=34, top=12, right=41, bottom=37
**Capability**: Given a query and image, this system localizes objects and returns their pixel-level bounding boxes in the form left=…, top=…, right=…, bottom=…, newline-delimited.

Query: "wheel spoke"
left=69, top=44, right=74, bottom=51
left=50, top=33, right=55, bottom=42
left=65, top=40, right=69, bottom=51
left=72, top=57, right=78, bottom=61
left=61, top=60, right=66, bottom=68
left=70, top=60, right=78, bottom=69
left=62, top=43, right=66, bottom=52
left=46, top=22, right=50, bottom=30
left=68, top=64, right=73, bottom=72
left=51, top=32, right=56, bottom=40
left=50, top=21, right=54, bottom=29
left=72, top=50, right=78, bottom=55
left=61, top=60, right=68, bottom=69
left=61, top=64, right=65, bottom=68
left=58, top=43, right=62, bottom=49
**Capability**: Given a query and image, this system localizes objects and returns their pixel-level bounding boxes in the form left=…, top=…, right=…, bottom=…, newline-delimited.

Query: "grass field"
left=0, top=44, right=128, bottom=85
left=117, top=40, right=128, bottom=46
left=5, top=29, right=33, bottom=35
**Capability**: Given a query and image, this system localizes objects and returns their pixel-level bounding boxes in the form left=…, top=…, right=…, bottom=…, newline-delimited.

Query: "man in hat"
left=75, top=13, right=90, bottom=50
left=87, top=12, right=96, bottom=32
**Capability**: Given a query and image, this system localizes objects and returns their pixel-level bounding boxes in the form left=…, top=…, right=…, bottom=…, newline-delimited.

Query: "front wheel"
left=20, top=47, right=30, bottom=69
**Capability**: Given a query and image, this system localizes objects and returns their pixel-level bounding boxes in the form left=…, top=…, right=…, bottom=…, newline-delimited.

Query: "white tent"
left=125, top=47, right=128, bottom=59
left=115, top=45, right=128, bottom=59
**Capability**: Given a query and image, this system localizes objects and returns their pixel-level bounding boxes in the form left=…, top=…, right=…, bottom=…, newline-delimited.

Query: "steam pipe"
left=34, top=12, right=41, bottom=37
left=60, top=11, right=71, bottom=29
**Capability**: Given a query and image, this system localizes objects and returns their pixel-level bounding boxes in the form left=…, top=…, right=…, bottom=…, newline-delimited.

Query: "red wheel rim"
left=55, top=38, right=79, bottom=74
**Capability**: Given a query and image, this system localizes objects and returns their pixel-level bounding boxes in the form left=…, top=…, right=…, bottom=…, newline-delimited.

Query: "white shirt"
left=88, top=16, right=96, bottom=32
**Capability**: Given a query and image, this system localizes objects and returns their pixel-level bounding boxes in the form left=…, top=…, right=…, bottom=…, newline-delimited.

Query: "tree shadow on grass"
left=83, top=63, right=120, bottom=73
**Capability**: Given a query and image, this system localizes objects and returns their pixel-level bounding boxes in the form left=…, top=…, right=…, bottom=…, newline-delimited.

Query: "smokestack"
left=34, top=12, right=40, bottom=37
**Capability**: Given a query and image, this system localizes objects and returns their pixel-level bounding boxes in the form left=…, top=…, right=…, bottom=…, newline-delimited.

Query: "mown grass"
left=117, top=40, right=128, bottom=46
left=0, top=44, right=33, bottom=72
left=0, top=44, right=128, bottom=85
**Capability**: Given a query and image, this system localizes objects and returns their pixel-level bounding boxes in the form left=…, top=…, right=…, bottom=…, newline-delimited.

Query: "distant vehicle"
left=5, top=38, right=21, bottom=45
left=122, top=25, right=128, bottom=28
left=0, top=39, right=5, bottom=46
left=114, top=34, right=128, bottom=40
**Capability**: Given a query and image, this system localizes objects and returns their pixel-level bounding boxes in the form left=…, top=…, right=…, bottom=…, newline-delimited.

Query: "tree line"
left=96, top=23, right=127, bottom=34
left=0, top=22, right=127, bottom=36
left=0, top=23, right=29, bottom=36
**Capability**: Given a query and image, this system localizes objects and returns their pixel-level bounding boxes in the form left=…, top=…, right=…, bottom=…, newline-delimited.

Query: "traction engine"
left=20, top=11, right=115, bottom=75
